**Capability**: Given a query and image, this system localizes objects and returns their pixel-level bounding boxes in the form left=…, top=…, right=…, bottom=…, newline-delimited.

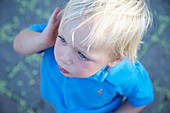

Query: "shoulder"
left=27, top=24, right=47, bottom=32
left=106, top=58, right=150, bottom=87
left=43, top=47, right=55, bottom=60
left=106, top=59, right=154, bottom=107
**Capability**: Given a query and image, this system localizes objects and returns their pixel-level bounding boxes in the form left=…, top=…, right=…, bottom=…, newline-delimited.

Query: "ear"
left=107, top=58, right=123, bottom=67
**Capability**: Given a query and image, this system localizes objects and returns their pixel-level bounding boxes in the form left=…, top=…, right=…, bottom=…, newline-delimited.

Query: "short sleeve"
left=125, top=62, right=154, bottom=107
left=27, top=24, right=47, bottom=53
left=27, top=24, right=47, bottom=32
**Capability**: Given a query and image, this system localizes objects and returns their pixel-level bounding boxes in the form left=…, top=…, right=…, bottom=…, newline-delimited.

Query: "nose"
left=60, top=51, right=73, bottom=65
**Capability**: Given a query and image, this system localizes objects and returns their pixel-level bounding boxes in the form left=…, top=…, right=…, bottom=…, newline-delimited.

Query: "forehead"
left=61, top=18, right=108, bottom=50
left=62, top=18, right=90, bottom=45
left=60, top=18, right=92, bottom=51
left=59, top=18, right=111, bottom=59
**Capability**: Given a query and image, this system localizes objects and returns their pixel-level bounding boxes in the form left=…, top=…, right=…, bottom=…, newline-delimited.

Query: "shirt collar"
left=87, top=65, right=109, bottom=82
left=87, top=58, right=135, bottom=85
left=106, top=58, right=135, bottom=86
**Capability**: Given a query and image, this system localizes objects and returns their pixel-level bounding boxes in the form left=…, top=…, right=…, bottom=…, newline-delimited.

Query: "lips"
left=58, top=66, right=69, bottom=74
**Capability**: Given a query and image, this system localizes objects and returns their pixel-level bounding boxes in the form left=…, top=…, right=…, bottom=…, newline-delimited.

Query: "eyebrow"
left=58, top=33, right=95, bottom=59
left=58, top=35, right=63, bottom=39
left=73, top=43, right=90, bottom=57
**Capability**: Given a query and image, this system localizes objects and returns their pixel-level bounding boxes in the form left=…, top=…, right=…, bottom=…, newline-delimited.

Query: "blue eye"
left=77, top=51, right=89, bottom=61
left=61, top=38, right=66, bottom=43
left=58, top=36, right=67, bottom=45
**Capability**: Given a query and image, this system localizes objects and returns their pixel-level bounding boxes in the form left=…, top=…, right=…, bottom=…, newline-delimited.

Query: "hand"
left=41, top=7, right=62, bottom=47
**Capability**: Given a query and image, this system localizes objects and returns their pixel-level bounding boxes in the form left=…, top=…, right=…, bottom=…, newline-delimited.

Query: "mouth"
left=58, top=66, right=69, bottom=74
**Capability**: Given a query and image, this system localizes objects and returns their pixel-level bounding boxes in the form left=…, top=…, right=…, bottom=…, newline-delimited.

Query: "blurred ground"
left=0, top=0, right=170, bottom=113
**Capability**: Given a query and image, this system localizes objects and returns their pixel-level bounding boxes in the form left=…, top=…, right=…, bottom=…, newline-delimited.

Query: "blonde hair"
left=59, top=0, right=152, bottom=62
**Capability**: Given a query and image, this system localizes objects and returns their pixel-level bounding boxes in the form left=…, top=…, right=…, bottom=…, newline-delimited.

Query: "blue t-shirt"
left=28, top=24, right=154, bottom=113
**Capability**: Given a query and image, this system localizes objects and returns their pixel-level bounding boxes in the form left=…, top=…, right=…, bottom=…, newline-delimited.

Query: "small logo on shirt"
left=97, top=88, right=103, bottom=95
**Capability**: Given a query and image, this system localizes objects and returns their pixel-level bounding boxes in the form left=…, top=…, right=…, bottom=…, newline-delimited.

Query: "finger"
left=54, top=17, right=60, bottom=36
left=51, top=7, right=60, bottom=21
left=54, top=9, right=63, bottom=25
left=57, top=10, right=63, bottom=19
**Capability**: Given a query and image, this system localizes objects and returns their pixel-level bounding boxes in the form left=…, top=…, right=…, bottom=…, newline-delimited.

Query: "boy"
left=14, top=0, right=154, bottom=113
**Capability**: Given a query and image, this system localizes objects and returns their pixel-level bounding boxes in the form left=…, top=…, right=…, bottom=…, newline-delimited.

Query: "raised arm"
left=13, top=8, right=62, bottom=55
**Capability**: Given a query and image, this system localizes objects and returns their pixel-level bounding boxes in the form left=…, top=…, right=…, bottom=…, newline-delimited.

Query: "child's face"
left=54, top=18, right=114, bottom=78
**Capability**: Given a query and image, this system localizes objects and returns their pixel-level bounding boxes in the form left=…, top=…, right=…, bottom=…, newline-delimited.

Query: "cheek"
left=54, top=41, right=61, bottom=61
left=80, top=62, right=99, bottom=71
left=77, top=63, right=101, bottom=76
